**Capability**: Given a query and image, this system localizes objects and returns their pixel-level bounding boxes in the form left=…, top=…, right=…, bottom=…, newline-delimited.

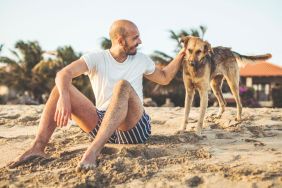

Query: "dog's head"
left=180, top=36, right=213, bottom=67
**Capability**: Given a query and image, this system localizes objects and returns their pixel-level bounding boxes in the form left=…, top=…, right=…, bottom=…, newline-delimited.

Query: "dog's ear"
left=180, top=36, right=191, bottom=47
left=204, top=41, right=213, bottom=55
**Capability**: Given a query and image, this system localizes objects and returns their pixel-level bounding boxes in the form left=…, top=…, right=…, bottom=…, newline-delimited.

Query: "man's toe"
left=76, top=164, right=83, bottom=172
left=89, top=164, right=96, bottom=170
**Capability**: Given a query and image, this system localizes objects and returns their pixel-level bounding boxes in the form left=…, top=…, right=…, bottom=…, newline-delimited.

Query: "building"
left=240, top=61, right=282, bottom=107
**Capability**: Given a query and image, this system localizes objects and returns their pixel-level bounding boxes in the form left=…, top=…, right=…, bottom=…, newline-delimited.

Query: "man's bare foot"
left=76, top=150, right=99, bottom=173
left=7, top=148, right=48, bottom=168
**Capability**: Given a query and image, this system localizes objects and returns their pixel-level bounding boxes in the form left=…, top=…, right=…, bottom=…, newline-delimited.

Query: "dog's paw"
left=215, top=113, right=222, bottom=119
left=196, top=127, right=203, bottom=136
left=206, top=114, right=218, bottom=121
left=207, top=113, right=216, bottom=118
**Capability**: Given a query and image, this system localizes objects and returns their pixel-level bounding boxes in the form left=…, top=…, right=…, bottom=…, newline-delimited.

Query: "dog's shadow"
left=146, top=131, right=204, bottom=144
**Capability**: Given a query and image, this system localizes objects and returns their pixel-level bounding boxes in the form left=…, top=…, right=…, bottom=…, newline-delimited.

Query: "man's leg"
left=77, top=80, right=144, bottom=171
left=8, top=85, right=99, bottom=168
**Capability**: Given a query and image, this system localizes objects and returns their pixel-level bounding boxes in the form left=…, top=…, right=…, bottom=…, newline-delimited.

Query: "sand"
left=0, top=105, right=281, bottom=187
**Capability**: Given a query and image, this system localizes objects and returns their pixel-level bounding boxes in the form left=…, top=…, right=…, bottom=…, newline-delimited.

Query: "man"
left=8, top=20, right=185, bottom=171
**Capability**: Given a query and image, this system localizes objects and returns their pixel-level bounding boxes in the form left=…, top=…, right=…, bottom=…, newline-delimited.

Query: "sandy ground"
left=0, top=105, right=281, bottom=187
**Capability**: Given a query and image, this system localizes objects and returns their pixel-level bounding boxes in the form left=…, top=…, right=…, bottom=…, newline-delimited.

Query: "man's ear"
left=180, top=36, right=191, bottom=47
left=117, top=36, right=125, bottom=46
left=204, top=41, right=213, bottom=54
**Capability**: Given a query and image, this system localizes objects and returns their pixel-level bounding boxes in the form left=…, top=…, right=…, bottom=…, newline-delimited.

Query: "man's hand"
left=178, top=47, right=186, bottom=59
left=54, top=94, right=72, bottom=127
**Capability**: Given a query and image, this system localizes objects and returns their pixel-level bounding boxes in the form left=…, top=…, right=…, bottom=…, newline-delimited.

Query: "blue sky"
left=1, top=0, right=282, bottom=66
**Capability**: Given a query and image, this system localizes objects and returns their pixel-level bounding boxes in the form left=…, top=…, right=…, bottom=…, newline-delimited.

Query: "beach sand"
left=0, top=105, right=281, bottom=187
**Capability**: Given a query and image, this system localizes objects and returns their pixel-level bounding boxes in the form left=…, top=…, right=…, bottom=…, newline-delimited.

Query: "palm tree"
left=0, top=40, right=44, bottom=102
left=56, top=46, right=94, bottom=102
left=32, top=58, right=62, bottom=99
left=33, top=45, right=95, bottom=103
left=0, top=41, right=95, bottom=104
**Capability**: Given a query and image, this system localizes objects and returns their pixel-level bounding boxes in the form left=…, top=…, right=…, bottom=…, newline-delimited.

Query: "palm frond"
left=0, top=56, right=17, bottom=65
left=56, top=46, right=79, bottom=65
left=150, top=55, right=169, bottom=65
left=150, top=50, right=173, bottom=65
left=168, top=30, right=179, bottom=41
left=199, top=25, right=207, bottom=39
left=190, top=29, right=200, bottom=37
left=179, top=30, right=189, bottom=37
left=100, top=37, right=112, bottom=50
left=153, top=50, right=173, bottom=60
left=9, top=49, right=20, bottom=60
left=0, top=44, right=3, bottom=53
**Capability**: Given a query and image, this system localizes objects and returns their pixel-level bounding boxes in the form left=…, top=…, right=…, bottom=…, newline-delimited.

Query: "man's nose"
left=138, top=38, right=142, bottom=44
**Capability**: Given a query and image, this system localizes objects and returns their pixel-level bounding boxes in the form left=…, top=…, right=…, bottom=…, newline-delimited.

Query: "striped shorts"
left=88, top=109, right=151, bottom=144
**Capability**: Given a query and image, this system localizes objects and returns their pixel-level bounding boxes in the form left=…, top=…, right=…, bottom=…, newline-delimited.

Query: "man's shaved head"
left=109, top=20, right=137, bottom=40
left=109, top=20, right=141, bottom=56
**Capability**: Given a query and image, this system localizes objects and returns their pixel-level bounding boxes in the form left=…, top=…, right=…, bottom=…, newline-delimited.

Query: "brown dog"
left=180, top=36, right=271, bottom=134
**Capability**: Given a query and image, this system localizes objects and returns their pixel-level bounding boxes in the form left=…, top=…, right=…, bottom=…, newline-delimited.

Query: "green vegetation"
left=0, top=41, right=93, bottom=104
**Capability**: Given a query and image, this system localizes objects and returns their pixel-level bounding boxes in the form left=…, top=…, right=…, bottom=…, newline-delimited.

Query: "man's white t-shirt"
left=81, top=50, right=156, bottom=111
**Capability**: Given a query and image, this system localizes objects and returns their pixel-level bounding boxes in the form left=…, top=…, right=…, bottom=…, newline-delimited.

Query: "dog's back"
left=210, top=47, right=272, bottom=77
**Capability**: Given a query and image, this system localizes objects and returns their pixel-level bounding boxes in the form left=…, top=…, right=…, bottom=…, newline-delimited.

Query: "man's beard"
left=124, top=41, right=138, bottom=55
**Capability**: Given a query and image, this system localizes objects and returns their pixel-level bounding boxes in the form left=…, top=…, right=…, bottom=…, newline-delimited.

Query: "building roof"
left=240, top=62, right=282, bottom=77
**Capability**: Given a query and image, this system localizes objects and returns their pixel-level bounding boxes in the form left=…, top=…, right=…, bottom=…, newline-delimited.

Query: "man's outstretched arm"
left=144, top=49, right=185, bottom=85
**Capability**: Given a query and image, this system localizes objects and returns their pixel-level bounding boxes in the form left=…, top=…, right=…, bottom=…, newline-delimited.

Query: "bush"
left=239, top=86, right=260, bottom=107
left=272, top=86, right=282, bottom=107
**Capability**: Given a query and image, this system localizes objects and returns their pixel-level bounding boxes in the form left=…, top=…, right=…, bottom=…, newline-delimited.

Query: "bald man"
left=8, top=20, right=185, bottom=171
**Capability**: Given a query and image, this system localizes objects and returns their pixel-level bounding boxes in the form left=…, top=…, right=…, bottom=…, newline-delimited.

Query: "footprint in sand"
left=1, top=114, right=20, bottom=119
left=184, top=176, right=204, bottom=187
left=244, top=138, right=266, bottom=146
left=247, top=126, right=278, bottom=138
left=215, top=133, right=232, bottom=139
left=101, top=146, right=120, bottom=155
left=119, top=146, right=169, bottom=159
left=148, top=133, right=202, bottom=144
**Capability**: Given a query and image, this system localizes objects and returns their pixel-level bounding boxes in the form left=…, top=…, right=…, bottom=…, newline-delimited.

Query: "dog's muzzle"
left=184, top=57, right=196, bottom=66
left=189, top=61, right=197, bottom=67
left=184, top=56, right=198, bottom=67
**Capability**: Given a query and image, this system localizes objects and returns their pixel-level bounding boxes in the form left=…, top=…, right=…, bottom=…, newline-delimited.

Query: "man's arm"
left=144, top=50, right=185, bottom=85
left=55, top=58, right=88, bottom=96
left=54, top=58, right=88, bottom=127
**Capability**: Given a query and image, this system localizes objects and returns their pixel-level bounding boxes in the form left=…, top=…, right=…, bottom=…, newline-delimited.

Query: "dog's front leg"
left=197, top=89, right=209, bottom=135
left=180, top=89, right=195, bottom=132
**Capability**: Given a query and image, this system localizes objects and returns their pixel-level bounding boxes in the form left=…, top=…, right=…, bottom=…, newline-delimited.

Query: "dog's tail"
left=233, top=52, right=272, bottom=68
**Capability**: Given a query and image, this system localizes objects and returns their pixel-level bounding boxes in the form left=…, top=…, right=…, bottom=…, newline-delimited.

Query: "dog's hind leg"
left=225, top=69, right=242, bottom=121
left=210, top=75, right=226, bottom=118
left=180, top=88, right=195, bottom=132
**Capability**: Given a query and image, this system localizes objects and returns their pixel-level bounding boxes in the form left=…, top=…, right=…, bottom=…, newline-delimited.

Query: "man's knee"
left=113, top=80, right=132, bottom=94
